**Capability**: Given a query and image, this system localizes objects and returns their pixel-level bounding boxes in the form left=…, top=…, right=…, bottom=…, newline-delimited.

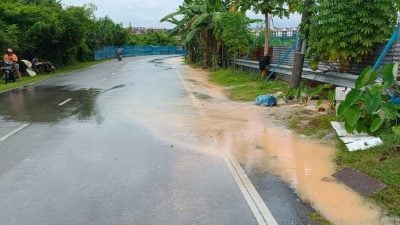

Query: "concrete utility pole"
left=264, top=13, right=270, bottom=56
left=291, top=0, right=313, bottom=88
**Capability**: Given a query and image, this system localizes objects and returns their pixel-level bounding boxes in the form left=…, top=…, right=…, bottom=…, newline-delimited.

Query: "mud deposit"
left=130, top=58, right=390, bottom=225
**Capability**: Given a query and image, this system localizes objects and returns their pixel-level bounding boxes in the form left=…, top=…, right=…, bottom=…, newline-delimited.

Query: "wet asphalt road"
left=0, top=56, right=317, bottom=225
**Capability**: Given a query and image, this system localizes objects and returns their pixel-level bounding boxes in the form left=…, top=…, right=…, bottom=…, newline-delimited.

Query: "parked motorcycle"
left=1, top=61, right=17, bottom=84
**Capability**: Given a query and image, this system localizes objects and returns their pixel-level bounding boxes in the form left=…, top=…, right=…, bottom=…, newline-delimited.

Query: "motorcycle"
left=117, top=53, right=123, bottom=61
left=1, top=61, right=16, bottom=84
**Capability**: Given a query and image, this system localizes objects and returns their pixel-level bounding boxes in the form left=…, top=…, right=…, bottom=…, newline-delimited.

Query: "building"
left=249, top=27, right=299, bottom=37
left=271, top=27, right=298, bottom=37
left=128, top=27, right=167, bottom=34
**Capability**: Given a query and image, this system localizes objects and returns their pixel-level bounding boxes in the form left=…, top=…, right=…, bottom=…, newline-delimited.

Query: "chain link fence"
left=94, top=45, right=186, bottom=60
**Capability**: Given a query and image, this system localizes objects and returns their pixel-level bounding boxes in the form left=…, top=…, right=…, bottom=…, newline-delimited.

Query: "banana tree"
left=162, top=0, right=223, bottom=67
left=162, top=0, right=253, bottom=68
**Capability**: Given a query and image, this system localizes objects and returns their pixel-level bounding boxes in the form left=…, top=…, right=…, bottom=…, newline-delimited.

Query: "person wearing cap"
left=3, top=48, right=22, bottom=81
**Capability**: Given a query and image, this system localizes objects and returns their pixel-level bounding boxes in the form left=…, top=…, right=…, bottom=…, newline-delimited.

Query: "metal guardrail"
left=234, top=59, right=358, bottom=88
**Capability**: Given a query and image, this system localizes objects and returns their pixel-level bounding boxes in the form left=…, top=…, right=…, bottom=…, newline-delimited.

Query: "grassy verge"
left=307, top=212, right=333, bottom=225
left=286, top=110, right=337, bottom=138
left=0, top=59, right=110, bottom=92
left=207, top=67, right=400, bottom=218
left=336, top=129, right=400, bottom=216
left=210, top=68, right=290, bottom=101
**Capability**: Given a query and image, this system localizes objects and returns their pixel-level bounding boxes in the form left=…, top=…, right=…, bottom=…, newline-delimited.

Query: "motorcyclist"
left=116, top=47, right=123, bottom=60
left=3, top=48, right=21, bottom=81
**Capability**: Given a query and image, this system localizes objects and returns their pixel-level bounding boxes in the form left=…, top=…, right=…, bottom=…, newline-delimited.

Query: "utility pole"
left=264, top=13, right=270, bottom=56
left=291, top=0, right=312, bottom=88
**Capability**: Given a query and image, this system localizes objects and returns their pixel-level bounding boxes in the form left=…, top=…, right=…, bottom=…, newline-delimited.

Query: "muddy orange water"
left=129, top=58, right=392, bottom=225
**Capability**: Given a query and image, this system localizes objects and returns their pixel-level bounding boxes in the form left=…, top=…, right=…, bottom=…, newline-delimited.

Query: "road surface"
left=0, top=56, right=317, bottom=225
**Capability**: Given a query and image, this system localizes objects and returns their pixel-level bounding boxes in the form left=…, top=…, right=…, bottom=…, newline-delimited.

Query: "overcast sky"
left=61, top=0, right=300, bottom=28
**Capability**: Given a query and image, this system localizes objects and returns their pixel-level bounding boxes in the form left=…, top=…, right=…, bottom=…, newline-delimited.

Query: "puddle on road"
left=0, top=86, right=100, bottom=124
left=128, top=58, right=391, bottom=225
left=192, top=92, right=212, bottom=100
left=148, top=58, right=174, bottom=70
left=102, top=83, right=135, bottom=93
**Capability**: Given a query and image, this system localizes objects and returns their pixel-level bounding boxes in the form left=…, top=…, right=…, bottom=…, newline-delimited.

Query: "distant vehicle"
left=116, top=48, right=123, bottom=61
left=31, top=58, right=55, bottom=74
left=1, top=61, right=17, bottom=84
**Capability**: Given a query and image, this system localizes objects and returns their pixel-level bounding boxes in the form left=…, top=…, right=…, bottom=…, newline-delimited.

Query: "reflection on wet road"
left=0, top=86, right=100, bottom=123
left=0, top=56, right=392, bottom=225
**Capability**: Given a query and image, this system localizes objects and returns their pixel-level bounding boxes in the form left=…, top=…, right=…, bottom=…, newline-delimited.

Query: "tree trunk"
left=291, top=53, right=305, bottom=88
left=264, top=13, right=270, bottom=56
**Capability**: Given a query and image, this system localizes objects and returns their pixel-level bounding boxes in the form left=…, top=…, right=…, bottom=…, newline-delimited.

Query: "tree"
left=162, top=0, right=253, bottom=68
left=307, top=0, right=398, bottom=72
left=0, top=1, right=127, bottom=65
left=128, top=32, right=178, bottom=46
left=251, top=0, right=296, bottom=56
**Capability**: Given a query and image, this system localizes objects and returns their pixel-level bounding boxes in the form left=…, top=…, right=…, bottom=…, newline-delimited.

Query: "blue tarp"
left=94, top=45, right=186, bottom=60
left=255, top=95, right=277, bottom=107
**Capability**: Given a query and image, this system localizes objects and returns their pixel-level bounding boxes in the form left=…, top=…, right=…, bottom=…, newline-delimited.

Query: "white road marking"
left=225, top=157, right=279, bottom=225
left=176, top=69, right=277, bottom=224
left=0, top=124, right=30, bottom=142
left=112, top=72, right=116, bottom=75
left=100, top=78, right=107, bottom=82
left=58, top=98, right=72, bottom=106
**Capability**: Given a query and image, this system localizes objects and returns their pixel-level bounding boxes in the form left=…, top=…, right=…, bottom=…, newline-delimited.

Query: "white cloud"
left=61, top=0, right=300, bottom=28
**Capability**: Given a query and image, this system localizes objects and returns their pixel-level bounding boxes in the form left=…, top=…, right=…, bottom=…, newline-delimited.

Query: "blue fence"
left=94, top=45, right=186, bottom=60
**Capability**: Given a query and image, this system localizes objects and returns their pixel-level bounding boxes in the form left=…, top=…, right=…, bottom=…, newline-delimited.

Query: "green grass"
left=308, top=212, right=333, bottom=225
left=336, top=128, right=400, bottom=216
left=0, top=59, right=110, bottom=92
left=184, top=59, right=203, bottom=69
left=287, top=112, right=337, bottom=138
left=210, top=68, right=290, bottom=101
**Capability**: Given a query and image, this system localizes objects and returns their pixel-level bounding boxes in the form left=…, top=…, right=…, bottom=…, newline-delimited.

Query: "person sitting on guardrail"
left=259, top=55, right=270, bottom=80
left=3, top=48, right=22, bottom=81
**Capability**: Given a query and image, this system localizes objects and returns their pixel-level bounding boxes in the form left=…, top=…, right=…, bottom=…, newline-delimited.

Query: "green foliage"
left=335, top=127, right=400, bottom=216
left=307, top=212, right=333, bottom=225
left=212, top=12, right=252, bottom=60
left=210, top=68, right=289, bottom=101
left=0, top=1, right=128, bottom=65
left=327, top=89, right=336, bottom=110
left=161, top=0, right=254, bottom=68
left=307, top=0, right=398, bottom=72
left=251, top=0, right=293, bottom=17
left=128, top=32, right=178, bottom=46
left=338, top=64, right=400, bottom=134
left=287, top=83, right=332, bottom=106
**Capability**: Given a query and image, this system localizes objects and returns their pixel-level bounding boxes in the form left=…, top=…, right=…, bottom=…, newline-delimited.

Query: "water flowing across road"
left=0, top=56, right=391, bottom=225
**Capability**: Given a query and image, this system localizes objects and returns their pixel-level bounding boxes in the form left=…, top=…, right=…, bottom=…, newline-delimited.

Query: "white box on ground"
left=335, top=87, right=352, bottom=101
left=330, top=122, right=383, bottom=152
